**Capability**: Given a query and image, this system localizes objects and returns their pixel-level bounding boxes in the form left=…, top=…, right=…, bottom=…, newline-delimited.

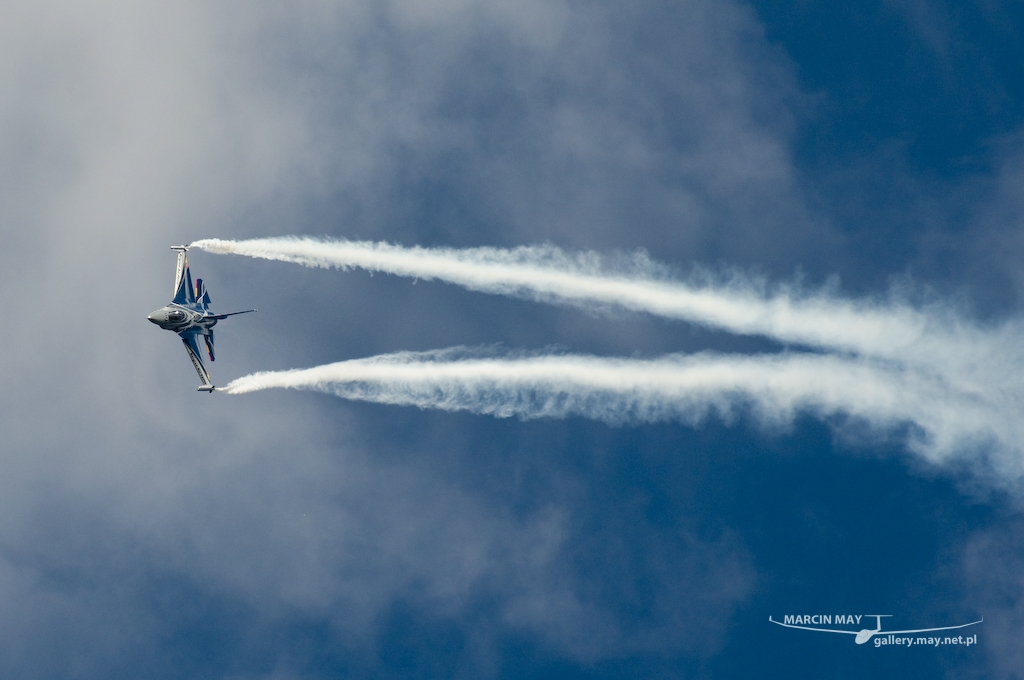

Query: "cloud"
left=963, top=520, right=1024, bottom=679
left=10, top=0, right=1020, bottom=677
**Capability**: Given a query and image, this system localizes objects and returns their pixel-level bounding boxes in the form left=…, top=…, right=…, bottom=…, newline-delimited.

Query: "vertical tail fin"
left=196, top=279, right=211, bottom=309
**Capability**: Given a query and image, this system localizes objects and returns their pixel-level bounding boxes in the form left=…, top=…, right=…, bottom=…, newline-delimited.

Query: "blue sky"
left=1, top=0, right=1023, bottom=677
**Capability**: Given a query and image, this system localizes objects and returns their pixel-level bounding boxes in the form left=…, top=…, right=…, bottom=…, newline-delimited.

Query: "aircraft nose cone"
left=147, top=309, right=167, bottom=324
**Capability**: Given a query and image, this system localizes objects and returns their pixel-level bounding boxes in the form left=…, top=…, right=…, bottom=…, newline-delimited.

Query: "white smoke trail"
left=191, top=236, right=931, bottom=357
left=196, top=236, right=1024, bottom=476
left=189, top=237, right=1015, bottom=387
left=221, top=348, right=1015, bottom=471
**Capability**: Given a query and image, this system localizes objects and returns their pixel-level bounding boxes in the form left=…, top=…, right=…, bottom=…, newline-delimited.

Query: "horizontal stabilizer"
left=197, top=385, right=216, bottom=392
left=203, top=330, right=215, bottom=362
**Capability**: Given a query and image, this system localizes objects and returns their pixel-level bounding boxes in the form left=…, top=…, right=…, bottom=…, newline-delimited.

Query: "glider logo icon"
left=769, top=614, right=982, bottom=646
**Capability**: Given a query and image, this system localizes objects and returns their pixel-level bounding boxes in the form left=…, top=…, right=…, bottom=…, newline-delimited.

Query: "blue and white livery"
left=148, top=246, right=256, bottom=391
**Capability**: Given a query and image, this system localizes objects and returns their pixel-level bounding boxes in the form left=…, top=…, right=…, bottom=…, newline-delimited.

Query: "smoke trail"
left=196, top=236, right=1024, bottom=476
left=191, top=237, right=1020, bottom=396
left=191, top=236, right=933, bottom=358
left=222, top=348, right=1013, bottom=469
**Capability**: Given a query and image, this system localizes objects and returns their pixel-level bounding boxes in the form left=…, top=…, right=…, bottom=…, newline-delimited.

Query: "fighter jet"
left=147, top=246, right=256, bottom=391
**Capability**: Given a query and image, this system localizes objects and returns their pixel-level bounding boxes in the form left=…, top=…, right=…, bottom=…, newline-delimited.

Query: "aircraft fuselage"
left=147, top=304, right=218, bottom=334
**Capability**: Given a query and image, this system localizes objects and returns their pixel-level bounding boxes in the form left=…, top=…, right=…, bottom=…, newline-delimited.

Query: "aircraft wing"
left=180, top=332, right=214, bottom=391
left=208, top=309, right=257, bottom=320
left=171, top=248, right=196, bottom=305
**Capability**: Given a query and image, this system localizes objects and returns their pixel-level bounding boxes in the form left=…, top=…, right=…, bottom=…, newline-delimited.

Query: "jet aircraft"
left=147, top=246, right=256, bottom=391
